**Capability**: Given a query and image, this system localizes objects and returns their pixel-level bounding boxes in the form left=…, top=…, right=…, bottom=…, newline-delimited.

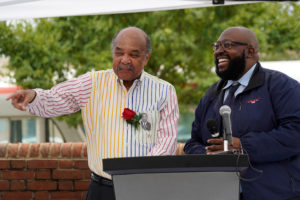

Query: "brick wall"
left=0, top=142, right=185, bottom=200
left=0, top=143, right=90, bottom=200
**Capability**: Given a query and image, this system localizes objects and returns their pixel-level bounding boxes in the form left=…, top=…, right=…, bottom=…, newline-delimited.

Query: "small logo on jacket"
left=246, top=97, right=261, bottom=104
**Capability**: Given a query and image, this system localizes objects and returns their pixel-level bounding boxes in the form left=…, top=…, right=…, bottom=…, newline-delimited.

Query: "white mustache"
left=117, top=65, right=135, bottom=72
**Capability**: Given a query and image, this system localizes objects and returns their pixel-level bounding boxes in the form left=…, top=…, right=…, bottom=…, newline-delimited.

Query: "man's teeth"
left=218, top=58, right=229, bottom=63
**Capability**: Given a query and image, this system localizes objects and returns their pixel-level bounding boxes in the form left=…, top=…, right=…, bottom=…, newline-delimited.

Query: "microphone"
left=206, top=119, right=219, bottom=138
left=219, top=105, right=233, bottom=147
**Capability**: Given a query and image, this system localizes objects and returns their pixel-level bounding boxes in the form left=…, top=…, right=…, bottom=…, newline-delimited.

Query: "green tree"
left=0, top=2, right=299, bottom=127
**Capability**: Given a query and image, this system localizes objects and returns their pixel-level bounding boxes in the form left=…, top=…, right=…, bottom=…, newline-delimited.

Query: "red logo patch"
left=246, top=97, right=261, bottom=104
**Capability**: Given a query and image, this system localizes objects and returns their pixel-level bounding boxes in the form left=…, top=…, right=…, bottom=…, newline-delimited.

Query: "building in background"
left=0, top=87, right=86, bottom=143
left=0, top=57, right=85, bottom=143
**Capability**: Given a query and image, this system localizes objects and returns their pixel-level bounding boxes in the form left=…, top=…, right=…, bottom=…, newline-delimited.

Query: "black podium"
left=103, top=154, right=248, bottom=200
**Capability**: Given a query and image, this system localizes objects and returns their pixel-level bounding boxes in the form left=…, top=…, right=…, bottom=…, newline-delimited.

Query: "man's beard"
left=215, top=51, right=246, bottom=81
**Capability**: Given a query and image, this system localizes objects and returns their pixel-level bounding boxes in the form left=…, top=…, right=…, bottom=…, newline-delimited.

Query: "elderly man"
left=7, top=27, right=179, bottom=200
left=184, top=27, right=300, bottom=200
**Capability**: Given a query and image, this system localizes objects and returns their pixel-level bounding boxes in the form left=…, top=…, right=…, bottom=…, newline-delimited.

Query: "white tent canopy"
left=261, top=60, right=300, bottom=82
left=0, top=0, right=259, bottom=21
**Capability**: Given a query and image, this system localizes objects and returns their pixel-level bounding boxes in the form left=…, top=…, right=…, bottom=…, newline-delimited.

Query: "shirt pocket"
left=135, top=110, right=160, bottom=146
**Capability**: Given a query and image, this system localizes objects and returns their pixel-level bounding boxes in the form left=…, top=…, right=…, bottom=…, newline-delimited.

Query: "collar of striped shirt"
left=117, top=70, right=145, bottom=87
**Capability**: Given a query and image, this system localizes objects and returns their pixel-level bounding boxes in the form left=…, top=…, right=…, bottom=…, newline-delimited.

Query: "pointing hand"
left=6, top=89, right=36, bottom=111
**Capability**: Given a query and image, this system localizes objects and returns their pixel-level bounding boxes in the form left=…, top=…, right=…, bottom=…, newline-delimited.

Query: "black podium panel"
left=103, top=154, right=248, bottom=200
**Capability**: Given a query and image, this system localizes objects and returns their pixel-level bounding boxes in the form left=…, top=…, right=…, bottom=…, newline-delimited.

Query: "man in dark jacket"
left=184, top=27, right=300, bottom=200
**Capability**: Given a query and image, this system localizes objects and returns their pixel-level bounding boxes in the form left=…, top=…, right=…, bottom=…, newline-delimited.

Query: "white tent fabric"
left=0, top=0, right=258, bottom=21
left=261, top=60, right=300, bottom=82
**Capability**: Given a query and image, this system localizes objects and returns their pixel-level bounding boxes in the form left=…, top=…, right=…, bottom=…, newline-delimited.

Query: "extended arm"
left=9, top=73, right=92, bottom=118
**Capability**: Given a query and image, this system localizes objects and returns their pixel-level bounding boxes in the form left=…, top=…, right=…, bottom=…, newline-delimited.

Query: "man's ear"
left=246, top=47, right=255, bottom=58
left=144, top=53, right=151, bottom=65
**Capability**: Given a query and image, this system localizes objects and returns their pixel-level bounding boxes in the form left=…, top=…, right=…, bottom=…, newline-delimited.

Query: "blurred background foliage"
left=0, top=2, right=300, bottom=129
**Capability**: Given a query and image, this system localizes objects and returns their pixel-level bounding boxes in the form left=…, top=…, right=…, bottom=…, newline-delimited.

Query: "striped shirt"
left=28, top=69, right=179, bottom=179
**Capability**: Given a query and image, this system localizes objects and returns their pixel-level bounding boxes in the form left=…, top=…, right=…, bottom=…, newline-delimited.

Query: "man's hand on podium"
left=205, top=137, right=241, bottom=154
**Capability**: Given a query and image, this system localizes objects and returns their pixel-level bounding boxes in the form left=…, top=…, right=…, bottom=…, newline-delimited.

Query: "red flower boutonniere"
left=122, top=108, right=142, bottom=129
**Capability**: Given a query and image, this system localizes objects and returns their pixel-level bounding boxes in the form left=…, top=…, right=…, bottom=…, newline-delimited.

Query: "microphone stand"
left=224, top=139, right=229, bottom=151
left=224, top=129, right=233, bottom=151
left=217, top=131, right=234, bottom=154
left=212, top=130, right=236, bottom=155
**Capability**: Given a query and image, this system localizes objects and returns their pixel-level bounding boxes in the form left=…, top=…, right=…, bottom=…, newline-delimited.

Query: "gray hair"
left=111, top=27, right=152, bottom=57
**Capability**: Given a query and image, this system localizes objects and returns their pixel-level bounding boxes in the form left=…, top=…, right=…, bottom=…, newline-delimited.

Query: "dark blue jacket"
left=184, top=63, right=300, bottom=200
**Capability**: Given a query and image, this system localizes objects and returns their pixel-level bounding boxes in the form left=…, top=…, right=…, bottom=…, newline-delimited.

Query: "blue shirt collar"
left=223, top=63, right=257, bottom=89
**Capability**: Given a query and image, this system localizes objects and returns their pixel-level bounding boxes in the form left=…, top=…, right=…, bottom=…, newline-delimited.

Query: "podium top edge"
left=103, top=154, right=249, bottom=175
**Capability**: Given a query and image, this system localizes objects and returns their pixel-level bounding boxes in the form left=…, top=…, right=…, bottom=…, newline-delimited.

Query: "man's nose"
left=121, top=54, right=131, bottom=64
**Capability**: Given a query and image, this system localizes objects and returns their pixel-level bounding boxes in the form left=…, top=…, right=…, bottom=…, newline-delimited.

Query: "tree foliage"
left=0, top=2, right=299, bottom=127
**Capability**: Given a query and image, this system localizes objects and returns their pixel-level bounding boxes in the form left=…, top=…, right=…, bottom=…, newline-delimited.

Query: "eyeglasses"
left=212, top=40, right=249, bottom=51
